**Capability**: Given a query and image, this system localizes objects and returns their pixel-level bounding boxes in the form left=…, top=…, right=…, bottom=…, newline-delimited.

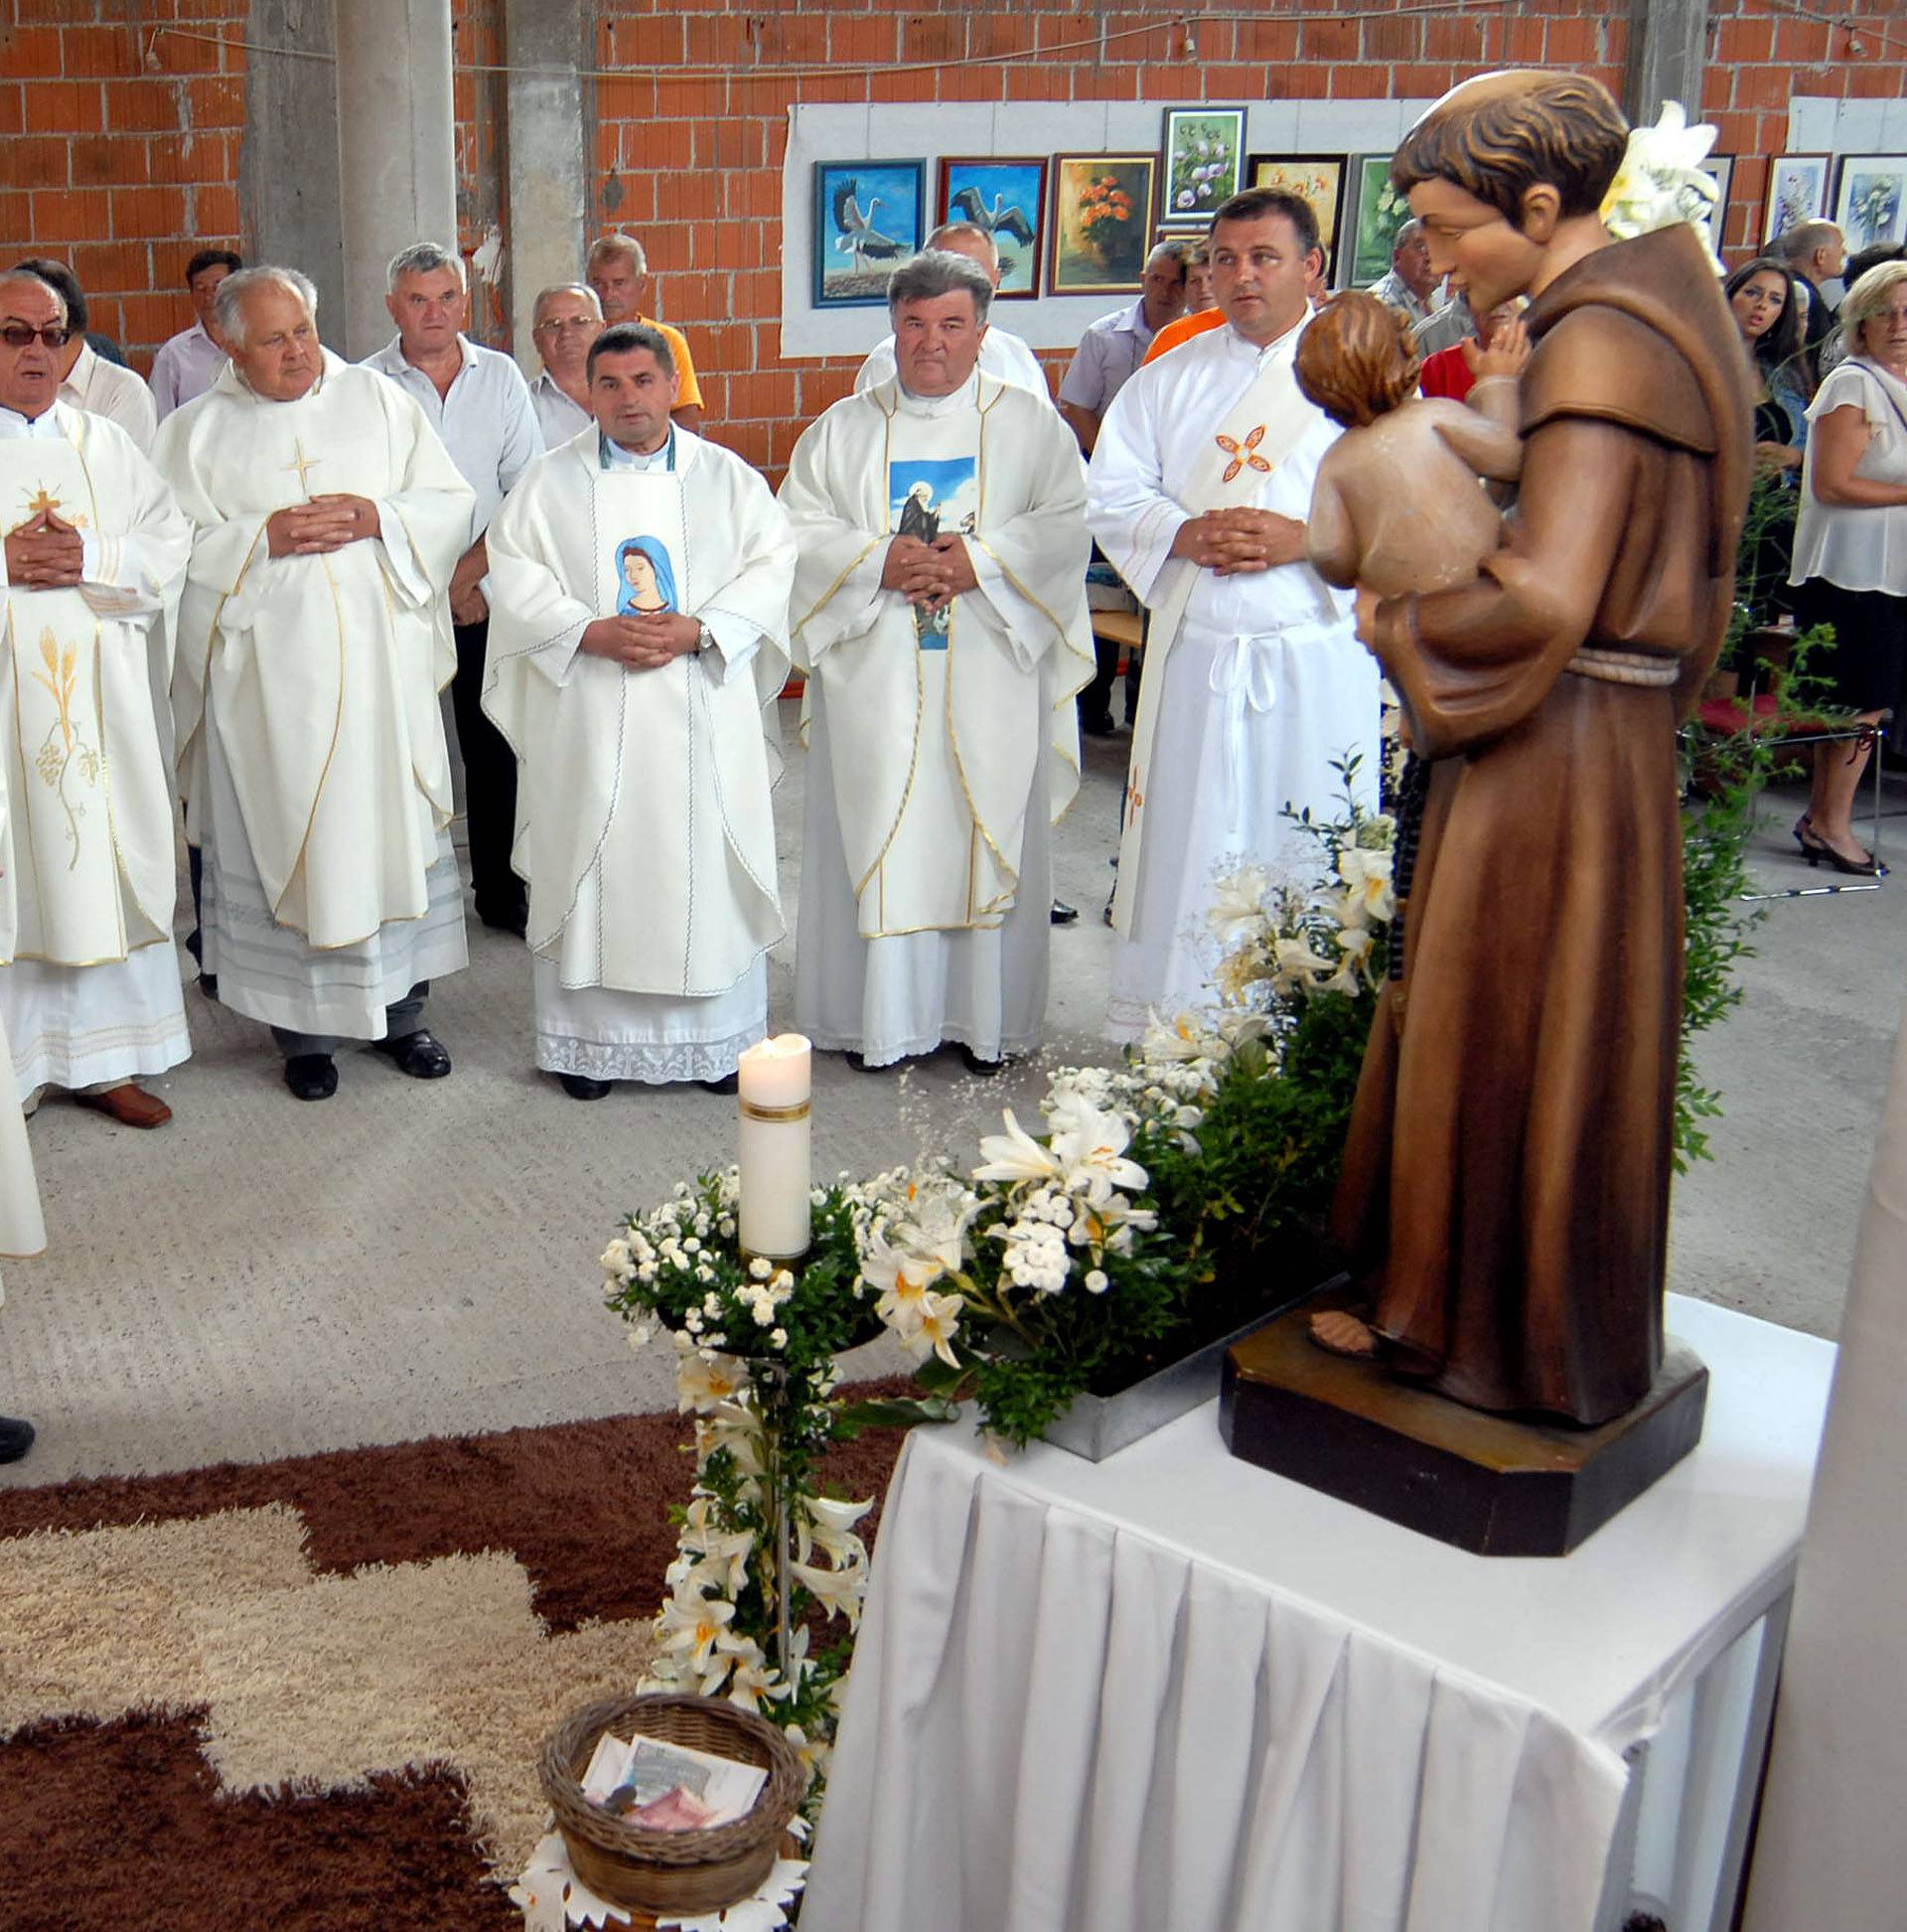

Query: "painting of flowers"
left=1834, top=156, right=1907, bottom=252
left=1761, top=154, right=1830, bottom=245
left=1050, top=155, right=1157, bottom=294
left=1348, top=152, right=1411, bottom=287
left=1161, top=107, right=1246, bottom=225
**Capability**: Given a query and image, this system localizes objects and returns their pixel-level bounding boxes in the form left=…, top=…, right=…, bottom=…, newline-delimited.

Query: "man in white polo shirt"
left=526, top=281, right=603, bottom=448
left=363, top=240, right=543, bottom=937
left=149, top=246, right=240, bottom=418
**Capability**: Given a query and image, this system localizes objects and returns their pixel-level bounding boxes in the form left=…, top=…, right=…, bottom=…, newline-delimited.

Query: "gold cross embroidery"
left=25, top=486, right=64, bottom=518
left=283, top=440, right=321, bottom=497
left=1124, top=768, right=1144, bottom=819
left=1215, top=423, right=1270, bottom=485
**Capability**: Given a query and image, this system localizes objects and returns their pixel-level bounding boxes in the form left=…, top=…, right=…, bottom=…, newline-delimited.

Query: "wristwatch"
left=694, top=622, right=715, bottom=656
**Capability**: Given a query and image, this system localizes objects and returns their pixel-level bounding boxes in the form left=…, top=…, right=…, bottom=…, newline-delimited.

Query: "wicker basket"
left=539, top=1693, right=805, bottom=1917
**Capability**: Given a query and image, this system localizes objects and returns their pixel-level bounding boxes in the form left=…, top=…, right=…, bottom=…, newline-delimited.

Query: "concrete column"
left=333, top=0, right=458, bottom=360
left=239, top=0, right=345, bottom=351
left=1621, top=0, right=1709, bottom=130
left=504, top=0, right=590, bottom=375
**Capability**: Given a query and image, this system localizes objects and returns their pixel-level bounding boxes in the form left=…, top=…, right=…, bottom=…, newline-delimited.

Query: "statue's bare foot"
left=1309, top=1310, right=1382, bottom=1359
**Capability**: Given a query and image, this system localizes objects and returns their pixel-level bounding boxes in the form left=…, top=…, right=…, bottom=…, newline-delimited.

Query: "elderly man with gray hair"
left=1768, top=219, right=1848, bottom=377
left=154, top=265, right=476, bottom=1102
left=363, top=240, right=542, bottom=938
left=780, top=249, right=1095, bottom=1072
left=526, top=281, right=603, bottom=447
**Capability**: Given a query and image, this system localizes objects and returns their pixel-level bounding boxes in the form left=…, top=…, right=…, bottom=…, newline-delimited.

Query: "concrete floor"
left=1, top=703, right=1901, bottom=1488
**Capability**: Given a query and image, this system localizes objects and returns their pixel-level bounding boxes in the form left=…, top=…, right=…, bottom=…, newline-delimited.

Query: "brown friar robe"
left=1332, top=223, right=1754, bottom=1425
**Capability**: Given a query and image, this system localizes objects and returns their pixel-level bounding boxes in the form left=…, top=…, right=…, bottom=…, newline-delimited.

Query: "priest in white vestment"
left=853, top=223, right=1053, bottom=406
left=1087, top=189, right=1382, bottom=1041
left=782, top=250, right=1093, bottom=1071
left=153, top=267, right=475, bottom=1103
left=0, top=267, right=193, bottom=1127
left=484, top=322, right=796, bottom=1098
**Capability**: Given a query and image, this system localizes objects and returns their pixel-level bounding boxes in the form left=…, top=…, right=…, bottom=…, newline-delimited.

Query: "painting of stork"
left=940, top=158, right=1047, bottom=297
left=814, top=160, right=924, bottom=307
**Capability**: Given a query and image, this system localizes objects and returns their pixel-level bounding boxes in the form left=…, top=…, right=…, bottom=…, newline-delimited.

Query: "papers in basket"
left=580, top=1728, right=768, bottom=1833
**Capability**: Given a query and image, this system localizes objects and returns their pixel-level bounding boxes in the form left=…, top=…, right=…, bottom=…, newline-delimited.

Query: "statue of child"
left=1298, top=292, right=1530, bottom=599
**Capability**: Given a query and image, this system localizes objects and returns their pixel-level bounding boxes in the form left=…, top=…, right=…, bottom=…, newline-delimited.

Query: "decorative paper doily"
left=510, top=1830, right=807, bottom=1931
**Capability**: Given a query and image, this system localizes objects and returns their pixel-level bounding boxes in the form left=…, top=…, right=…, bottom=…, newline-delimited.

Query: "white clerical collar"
left=1222, top=310, right=1309, bottom=364
left=0, top=401, right=62, bottom=439
left=601, top=428, right=673, bottom=470
left=895, top=368, right=980, bottom=418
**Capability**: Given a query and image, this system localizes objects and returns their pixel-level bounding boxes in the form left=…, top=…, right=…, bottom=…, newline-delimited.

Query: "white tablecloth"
left=803, top=1295, right=1834, bottom=1932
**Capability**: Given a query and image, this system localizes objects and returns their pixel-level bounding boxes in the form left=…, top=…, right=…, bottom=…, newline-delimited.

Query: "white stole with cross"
left=1110, top=344, right=1320, bottom=935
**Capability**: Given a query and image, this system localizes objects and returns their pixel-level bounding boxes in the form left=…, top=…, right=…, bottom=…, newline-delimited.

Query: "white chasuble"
left=153, top=355, right=475, bottom=952
left=483, top=428, right=794, bottom=998
left=0, top=408, right=190, bottom=966
left=780, top=372, right=1092, bottom=940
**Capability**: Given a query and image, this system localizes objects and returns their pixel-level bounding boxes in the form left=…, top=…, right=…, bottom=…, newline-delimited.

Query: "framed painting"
left=940, top=157, right=1047, bottom=298
left=1834, top=155, right=1907, bottom=252
left=1705, top=155, right=1733, bottom=239
left=1049, top=155, right=1157, bottom=295
left=813, top=159, right=924, bottom=308
left=1347, top=151, right=1412, bottom=286
left=1762, top=154, right=1832, bottom=244
left=1161, top=106, right=1247, bottom=224
left=1246, top=154, right=1347, bottom=272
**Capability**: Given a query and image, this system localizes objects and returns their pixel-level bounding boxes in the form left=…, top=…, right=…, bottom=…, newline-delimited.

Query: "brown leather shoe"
left=74, top=1083, right=173, bottom=1128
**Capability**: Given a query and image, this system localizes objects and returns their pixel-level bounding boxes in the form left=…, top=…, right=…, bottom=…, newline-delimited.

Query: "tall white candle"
left=737, top=1033, right=812, bottom=1260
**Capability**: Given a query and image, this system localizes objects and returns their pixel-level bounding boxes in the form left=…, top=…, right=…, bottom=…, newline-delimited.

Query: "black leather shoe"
left=959, top=1045, right=1004, bottom=1076
left=843, top=1051, right=888, bottom=1073
left=559, top=1073, right=610, bottom=1101
left=480, top=906, right=528, bottom=938
left=1050, top=899, right=1079, bottom=925
left=0, top=1413, right=35, bottom=1464
left=284, top=1053, right=338, bottom=1102
left=700, top=1073, right=739, bottom=1095
left=198, top=972, right=220, bottom=1001
left=371, top=1029, right=453, bottom=1079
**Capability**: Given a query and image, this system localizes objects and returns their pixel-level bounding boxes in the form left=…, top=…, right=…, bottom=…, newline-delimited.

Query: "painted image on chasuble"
left=888, top=455, right=976, bottom=646
left=612, top=534, right=679, bottom=616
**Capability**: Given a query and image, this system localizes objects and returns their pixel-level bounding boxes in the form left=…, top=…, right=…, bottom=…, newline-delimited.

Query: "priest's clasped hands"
left=579, top=610, right=704, bottom=670
left=882, top=533, right=978, bottom=614
left=1171, top=508, right=1308, bottom=577
left=265, top=495, right=383, bottom=557
left=4, top=508, right=83, bottom=589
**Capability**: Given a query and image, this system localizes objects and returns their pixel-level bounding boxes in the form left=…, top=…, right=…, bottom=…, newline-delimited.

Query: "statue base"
left=1218, top=1285, right=1708, bottom=1557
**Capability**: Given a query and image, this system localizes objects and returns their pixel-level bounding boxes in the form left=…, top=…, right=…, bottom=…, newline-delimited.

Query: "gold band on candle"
left=740, top=1098, right=812, bottom=1123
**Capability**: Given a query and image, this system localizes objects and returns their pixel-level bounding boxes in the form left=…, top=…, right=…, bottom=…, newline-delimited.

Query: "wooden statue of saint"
left=1312, top=71, right=1754, bottom=1426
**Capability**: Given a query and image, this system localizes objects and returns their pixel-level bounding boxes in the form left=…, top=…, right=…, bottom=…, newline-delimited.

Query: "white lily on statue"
left=1600, top=100, right=1724, bottom=267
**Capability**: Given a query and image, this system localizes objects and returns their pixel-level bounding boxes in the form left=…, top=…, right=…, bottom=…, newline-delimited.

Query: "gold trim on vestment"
left=739, top=1098, right=810, bottom=1122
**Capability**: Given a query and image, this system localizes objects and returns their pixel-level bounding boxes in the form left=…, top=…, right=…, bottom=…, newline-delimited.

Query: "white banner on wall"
left=779, top=97, right=1435, bottom=360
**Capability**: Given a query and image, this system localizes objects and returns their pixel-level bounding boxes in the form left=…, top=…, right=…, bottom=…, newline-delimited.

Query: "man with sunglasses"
left=12, top=259, right=158, bottom=453
left=0, top=267, right=195, bottom=1130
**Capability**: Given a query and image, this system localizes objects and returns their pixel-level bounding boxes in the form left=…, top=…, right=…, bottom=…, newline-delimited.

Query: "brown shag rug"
left=0, top=1391, right=911, bottom=1931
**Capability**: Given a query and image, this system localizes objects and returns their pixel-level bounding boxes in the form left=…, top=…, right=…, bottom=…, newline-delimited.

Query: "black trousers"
left=451, top=616, right=525, bottom=924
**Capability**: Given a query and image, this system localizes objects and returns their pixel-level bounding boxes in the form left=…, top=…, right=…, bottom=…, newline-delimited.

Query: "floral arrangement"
left=1599, top=100, right=1724, bottom=266
left=1166, top=116, right=1242, bottom=217
left=1075, top=174, right=1136, bottom=247
left=600, top=779, right=1397, bottom=1786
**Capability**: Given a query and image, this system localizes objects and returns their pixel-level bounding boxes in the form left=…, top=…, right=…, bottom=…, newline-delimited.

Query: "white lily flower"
left=1599, top=100, right=1723, bottom=265
left=1049, top=1099, right=1148, bottom=1202
left=903, top=1288, right=964, bottom=1368
left=1336, top=844, right=1394, bottom=925
left=1271, top=936, right=1334, bottom=991
left=1206, top=864, right=1270, bottom=941
left=656, top=1584, right=736, bottom=1676
left=718, top=1633, right=779, bottom=1712
left=676, top=1351, right=751, bottom=1414
left=791, top=1555, right=868, bottom=1629
left=973, top=1109, right=1068, bottom=1188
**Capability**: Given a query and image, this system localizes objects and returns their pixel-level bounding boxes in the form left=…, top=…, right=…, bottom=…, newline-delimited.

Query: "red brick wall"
left=1, top=2, right=245, bottom=372
left=5, top=0, right=1905, bottom=460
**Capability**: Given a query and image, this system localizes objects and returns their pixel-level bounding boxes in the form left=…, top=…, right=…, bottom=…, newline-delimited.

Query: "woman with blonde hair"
left=1789, top=258, right=1907, bottom=875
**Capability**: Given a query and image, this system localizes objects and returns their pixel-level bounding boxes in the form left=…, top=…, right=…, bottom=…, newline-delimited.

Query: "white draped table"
left=803, top=1296, right=1834, bottom=1932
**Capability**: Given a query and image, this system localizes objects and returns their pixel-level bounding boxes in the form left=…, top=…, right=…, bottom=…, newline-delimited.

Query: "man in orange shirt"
left=1140, top=241, right=1226, bottom=366
left=585, top=233, right=705, bottom=432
